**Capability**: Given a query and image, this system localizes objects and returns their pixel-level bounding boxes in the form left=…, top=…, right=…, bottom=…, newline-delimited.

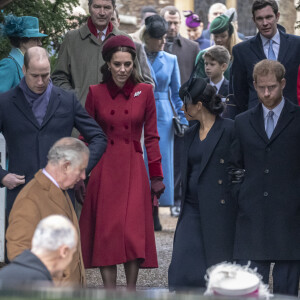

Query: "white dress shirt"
left=42, top=168, right=60, bottom=188
left=210, top=76, right=224, bottom=94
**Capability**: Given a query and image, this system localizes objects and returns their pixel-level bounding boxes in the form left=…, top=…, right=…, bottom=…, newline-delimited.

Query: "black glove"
left=229, top=169, right=245, bottom=184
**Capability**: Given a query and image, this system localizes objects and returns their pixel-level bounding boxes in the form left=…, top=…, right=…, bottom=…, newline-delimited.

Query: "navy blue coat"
left=176, top=117, right=237, bottom=266
left=230, top=31, right=300, bottom=116
left=0, top=250, right=52, bottom=287
left=0, top=85, right=107, bottom=213
left=230, top=100, right=300, bottom=260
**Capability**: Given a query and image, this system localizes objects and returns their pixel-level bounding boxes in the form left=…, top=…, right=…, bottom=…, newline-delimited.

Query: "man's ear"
left=253, top=80, right=257, bottom=92
left=221, top=63, right=228, bottom=73
left=59, top=245, right=69, bottom=258
left=22, top=65, right=26, bottom=76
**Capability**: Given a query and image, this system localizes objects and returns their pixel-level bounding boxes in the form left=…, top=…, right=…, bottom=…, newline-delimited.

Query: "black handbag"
left=168, top=96, right=185, bottom=137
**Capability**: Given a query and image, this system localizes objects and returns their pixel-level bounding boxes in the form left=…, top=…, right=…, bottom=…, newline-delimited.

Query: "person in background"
left=195, top=13, right=241, bottom=80
left=79, top=36, right=164, bottom=290
left=141, top=15, right=188, bottom=228
left=52, top=0, right=151, bottom=110
left=224, top=8, right=245, bottom=40
left=168, top=77, right=236, bottom=290
left=202, top=3, right=227, bottom=40
left=130, top=6, right=157, bottom=43
left=203, top=45, right=230, bottom=98
left=160, top=5, right=199, bottom=218
left=6, top=138, right=90, bottom=286
left=0, top=15, right=47, bottom=93
left=184, top=10, right=210, bottom=50
left=0, top=215, right=77, bottom=287
left=230, top=0, right=300, bottom=118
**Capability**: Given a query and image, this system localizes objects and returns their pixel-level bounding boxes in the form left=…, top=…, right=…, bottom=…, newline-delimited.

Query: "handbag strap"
left=167, top=93, right=178, bottom=117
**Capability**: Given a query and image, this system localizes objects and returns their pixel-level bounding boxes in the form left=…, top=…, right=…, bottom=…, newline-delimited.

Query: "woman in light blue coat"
left=142, top=15, right=188, bottom=230
left=0, top=15, right=47, bottom=93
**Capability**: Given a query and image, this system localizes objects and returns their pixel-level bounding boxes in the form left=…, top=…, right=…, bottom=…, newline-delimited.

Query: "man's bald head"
left=24, top=46, right=50, bottom=70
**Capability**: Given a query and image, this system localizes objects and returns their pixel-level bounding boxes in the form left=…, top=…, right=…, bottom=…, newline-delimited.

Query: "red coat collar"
left=107, top=77, right=135, bottom=99
left=87, top=17, right=114, bottom=38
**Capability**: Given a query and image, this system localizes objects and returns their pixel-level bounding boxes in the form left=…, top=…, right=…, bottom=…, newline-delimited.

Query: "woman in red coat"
left=79, top=36, right=165, bottom=290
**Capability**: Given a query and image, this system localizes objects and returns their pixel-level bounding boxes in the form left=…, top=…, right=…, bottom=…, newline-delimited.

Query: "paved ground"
left=86, top=208, right=177, bottom=289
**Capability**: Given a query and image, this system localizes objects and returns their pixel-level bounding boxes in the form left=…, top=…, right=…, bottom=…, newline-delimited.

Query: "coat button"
left=220, top=199, right=225, bottom=204
left=263, top=192, right=268, bottom=197
left=124, top=125, right=129, bottom=129
left=110, top=110, right=115, bottom=115
left=218, top=179, right=223, bottom=185
left=220, top=158, right=225, bottom=164
left=125, top=139, right=129, bottom=144
left=124, top=110, right=129, bottom=114
left=110, top=140, right=114, bottom=145
left=264, top=169, right=269, bottom=174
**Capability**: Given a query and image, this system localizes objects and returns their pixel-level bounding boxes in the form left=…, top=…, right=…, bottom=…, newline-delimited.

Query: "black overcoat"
left=230, top=100, right=300, bottom=260
left=175, top=117, right=237, bottom=267
left=0, top=85, right=107, bottom=214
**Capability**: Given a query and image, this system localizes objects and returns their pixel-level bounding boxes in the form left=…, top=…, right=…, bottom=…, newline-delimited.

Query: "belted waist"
left=154, top=92, right=169, bottom=100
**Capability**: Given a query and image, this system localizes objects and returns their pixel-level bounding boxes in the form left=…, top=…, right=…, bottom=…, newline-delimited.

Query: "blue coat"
left=147, top=51, right=188, bottom=206
left=0, top=48, right=24, bottom=93
left=230, top=30, right=300, bottom=117
left=0, top=85, right=107, bottom=214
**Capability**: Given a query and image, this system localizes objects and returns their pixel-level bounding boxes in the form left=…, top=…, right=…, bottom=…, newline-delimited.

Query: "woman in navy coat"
left=168, top=78, right=237, bottom=290
left=141, top=15, right=188, bottom=230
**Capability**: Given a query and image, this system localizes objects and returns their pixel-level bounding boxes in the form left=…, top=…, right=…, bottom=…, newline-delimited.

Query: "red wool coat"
left=79, top=81, right=163, bottom=268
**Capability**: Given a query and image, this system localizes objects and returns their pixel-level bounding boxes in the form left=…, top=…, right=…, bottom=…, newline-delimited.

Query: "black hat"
left=145, top=15, right=168, bottom=39
left=179, top=77, right=208, bottom=104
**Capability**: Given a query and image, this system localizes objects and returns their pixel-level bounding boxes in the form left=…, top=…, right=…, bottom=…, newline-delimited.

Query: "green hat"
left=0, top=15, right=47, bottom=38
left=209, top=13, right=234, bottom=36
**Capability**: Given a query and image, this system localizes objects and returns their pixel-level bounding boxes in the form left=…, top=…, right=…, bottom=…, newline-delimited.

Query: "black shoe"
left=154, top=216, right=162, bottom=231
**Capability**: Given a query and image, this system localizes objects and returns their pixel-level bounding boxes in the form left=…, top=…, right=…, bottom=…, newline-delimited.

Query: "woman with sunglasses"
left=168, top=77, right=237, bottom=290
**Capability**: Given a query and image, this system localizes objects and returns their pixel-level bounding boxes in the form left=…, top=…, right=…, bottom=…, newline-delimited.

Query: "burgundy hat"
left=102, top=35, right=136, bottom=61
left=184, top=10, right=201, bottom=28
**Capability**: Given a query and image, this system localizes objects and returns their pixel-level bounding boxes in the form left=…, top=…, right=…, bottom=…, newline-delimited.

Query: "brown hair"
left=160, top=6, right=181, bottom=19
left=203, top=45, right=230, bottom=65
left=101, top=46, right=143, bottom=84
left=252, top=0, right=278, bottom=18
left=253, top=59, right=285, bottom=83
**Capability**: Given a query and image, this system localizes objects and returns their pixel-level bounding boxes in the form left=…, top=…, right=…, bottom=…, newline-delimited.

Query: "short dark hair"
left=253, top=59, right=285, bottom=83
left=88, top=0, right=116, bottom=8
left=160, top=6, right=181, bottom=19
left=203, top=46, right=231, bottom=65
left=9, top=36, right=30, bottom=48
left=101, top=46, right=142, bottom=84
left=252, top=0, right=278, bottom=18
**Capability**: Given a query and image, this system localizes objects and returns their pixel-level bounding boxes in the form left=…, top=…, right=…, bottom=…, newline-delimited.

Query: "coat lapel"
left=269, top=100, right=296, bottom=142
left=40, top=87, right=61, bottom=128
left=277, top=32, right=290, bottom=63
left=151, top=51, right=164, bottom=75
left=250, top=34, right=266, bottom=60
left=197, top=117, right=225, bottom=179
left=249, top=104, right=269, bottom=143
left=12, top=87, right=40, bottom=129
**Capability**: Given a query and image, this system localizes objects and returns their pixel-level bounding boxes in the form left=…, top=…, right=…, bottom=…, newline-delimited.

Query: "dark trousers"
left=238, top=260, right=300, bottom=296
left=173, top=135, right=184, bottom=207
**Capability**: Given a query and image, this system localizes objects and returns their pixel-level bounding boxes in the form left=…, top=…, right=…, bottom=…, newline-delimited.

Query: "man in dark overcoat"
left=160, top=5, right=200, bottom=217
left=229, top=59, right=300, bottom=296
left=229, top=0, right=300, bottom=118
left=0, top=47, right=107, bottom=216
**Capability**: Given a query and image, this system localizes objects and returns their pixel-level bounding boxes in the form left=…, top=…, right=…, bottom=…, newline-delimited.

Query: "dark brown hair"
left=252, top=0, right=278, bottom=18
left=101, top=46, right=143, bottom=84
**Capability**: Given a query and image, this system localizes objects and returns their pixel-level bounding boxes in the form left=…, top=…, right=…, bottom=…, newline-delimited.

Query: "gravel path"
left=86, top=208, right=177, bottom=289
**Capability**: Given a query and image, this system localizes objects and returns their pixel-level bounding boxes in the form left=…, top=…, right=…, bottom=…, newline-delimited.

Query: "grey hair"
left=208, top=3, right=227, bottom=15
left=31, top=215, right=77, bottom=254
left=47, top=137, right=89, bottom=167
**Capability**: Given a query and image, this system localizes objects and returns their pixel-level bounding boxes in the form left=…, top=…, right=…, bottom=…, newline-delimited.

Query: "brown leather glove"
left=151, top=177, right=165, bottom=201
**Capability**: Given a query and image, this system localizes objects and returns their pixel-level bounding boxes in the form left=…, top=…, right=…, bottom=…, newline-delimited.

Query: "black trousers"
left=238, top=260, right=300, bottom=296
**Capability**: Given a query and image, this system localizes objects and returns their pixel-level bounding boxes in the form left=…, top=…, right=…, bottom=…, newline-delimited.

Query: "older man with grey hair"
left=0, top=215, right=77, bottom=287
left=6, top=137, right=88, bottom=286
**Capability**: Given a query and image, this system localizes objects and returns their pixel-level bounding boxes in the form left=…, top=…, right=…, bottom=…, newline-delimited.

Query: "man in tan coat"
left=6, top=137, right=88, bottom=286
